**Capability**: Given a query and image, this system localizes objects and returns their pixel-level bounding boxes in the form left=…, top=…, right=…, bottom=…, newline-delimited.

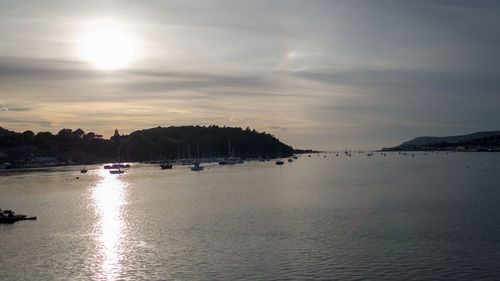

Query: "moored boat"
left=219, top=157, right=243, bottom=165
left=160, top=163, right=172, bottom=169
left=0, top=209, right=37, bottom=224
left=191, top=162, right=204, bottom=171
left=109, top=169, right=125, bottom=174
left=104, top=163, right=130, bottom=169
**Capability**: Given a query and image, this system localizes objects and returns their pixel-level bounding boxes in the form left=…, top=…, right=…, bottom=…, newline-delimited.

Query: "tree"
left=73, top=128, right=85, bottom=139
left=22, top=130, right=35, bottom=144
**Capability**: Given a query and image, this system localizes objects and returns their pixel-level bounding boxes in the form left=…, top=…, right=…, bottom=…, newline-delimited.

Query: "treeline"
left=422, top=135, right=500, bottom=151
left=0, top=125, right=294, bottom=164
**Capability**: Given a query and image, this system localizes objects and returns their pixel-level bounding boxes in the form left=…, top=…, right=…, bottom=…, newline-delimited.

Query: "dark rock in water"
left=0, top=209, right=37, bottom=224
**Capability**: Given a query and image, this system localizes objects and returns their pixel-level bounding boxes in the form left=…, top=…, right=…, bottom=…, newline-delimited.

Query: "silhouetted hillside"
left=0, top=126, right=294, bottom=165
left=382, top=131, right=500, bottom=151
left=119, top=125, right=294, bottom=161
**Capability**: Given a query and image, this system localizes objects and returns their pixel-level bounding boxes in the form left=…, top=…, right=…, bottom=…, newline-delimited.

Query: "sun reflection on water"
left=92, top=169, right=127, bottom=280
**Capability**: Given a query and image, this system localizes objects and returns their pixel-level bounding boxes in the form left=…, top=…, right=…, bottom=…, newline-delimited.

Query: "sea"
left=1, top=152, right=500, bottom=280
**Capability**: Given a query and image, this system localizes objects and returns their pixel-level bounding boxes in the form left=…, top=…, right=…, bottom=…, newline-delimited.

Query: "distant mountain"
left=400, top=131, right=500, bottom=146
left=383, top=131, right=500, bottom=151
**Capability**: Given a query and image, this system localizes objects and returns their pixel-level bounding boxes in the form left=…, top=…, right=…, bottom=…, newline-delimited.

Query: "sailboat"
left=191, top=161, right=204, bottom=171
left=110, top=169, right=125, bottom=174
left=160, top=163, right=172, bottom=169
left=109, top=146, right=126, bottom=174
left=191, top=144, right=204, bottom=171
left=219, top=138, right=243, bottom=165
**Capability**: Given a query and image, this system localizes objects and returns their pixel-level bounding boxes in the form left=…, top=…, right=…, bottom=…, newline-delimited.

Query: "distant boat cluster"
left=91, top=149, right=481, bottom=174
left=103, top=163, right=130, bottom=174
left=99, top=154, right=303, bottom=173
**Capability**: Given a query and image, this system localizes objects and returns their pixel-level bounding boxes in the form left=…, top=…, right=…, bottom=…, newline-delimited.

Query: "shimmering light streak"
left=92, top=169, right=127, bottom=280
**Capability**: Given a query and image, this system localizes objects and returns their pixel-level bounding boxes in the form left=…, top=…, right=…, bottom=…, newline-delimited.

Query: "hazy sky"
left=1, top=0, right=499, bottom=149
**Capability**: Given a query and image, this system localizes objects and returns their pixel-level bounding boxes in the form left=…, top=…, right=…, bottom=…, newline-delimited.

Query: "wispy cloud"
left=0, top=100, right=8, bottom=112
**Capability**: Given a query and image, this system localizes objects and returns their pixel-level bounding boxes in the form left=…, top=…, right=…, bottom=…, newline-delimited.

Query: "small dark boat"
left=160, top=163, right=172, bottom=169
left=109, top=169, right=125, bottom=174
left=276, top=160, right=284, bottom=165
left=0, top=209, right=37, bottom=224
left=191, top=162, right=204, bottom=171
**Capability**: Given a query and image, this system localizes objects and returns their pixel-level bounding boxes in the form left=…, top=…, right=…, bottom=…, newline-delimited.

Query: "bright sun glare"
left=80, top=22, right=138, bottom=70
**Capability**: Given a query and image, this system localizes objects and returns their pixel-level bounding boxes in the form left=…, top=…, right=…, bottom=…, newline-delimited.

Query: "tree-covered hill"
left=121, top=125, right=293, bottom=161
left=382, top=131, right=500, bottom=151
left=0, top=125, right=294, bottom=165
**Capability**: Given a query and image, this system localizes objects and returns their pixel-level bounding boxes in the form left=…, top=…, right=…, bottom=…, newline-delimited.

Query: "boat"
left=160, top=163, right=172, bottom=169
left=109, top=169, right=125, bottom=174
left=218, top=157, right=243, bottom=165
left=0, top=209, right=37, bottom=224
left=80, top=166, right=87, bottom=173
left=287, top=158, right=293, bottom=162
left=0, top=162, right=13, bottom=170
left=104, top=163, right=130, bottom=169
left=191, top=162, right=204, bottom=171
left=275, top=160, right=284, bottom=165
left=179, top=159, right=193, bottom=165
left=219, top=138, right=243, bottom=165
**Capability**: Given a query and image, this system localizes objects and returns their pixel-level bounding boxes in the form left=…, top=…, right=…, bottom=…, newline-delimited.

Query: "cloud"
left=0, top=101, right=7, bottom=111
left=0, top=102, right=31, bottom=112
left=290, top=67, right=500, bottom=142
left=289, top=68, right=500, bottom=99
left=269, top=126, right=288, bottom=132
left=8, top=107, right=31, bottom=112
left=0, top=117, right=52, bottom=128
left=0, top=56, right=106, bottom=80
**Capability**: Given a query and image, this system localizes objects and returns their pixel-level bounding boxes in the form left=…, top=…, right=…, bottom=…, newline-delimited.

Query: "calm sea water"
left=1, top=152, right=500, bottom=280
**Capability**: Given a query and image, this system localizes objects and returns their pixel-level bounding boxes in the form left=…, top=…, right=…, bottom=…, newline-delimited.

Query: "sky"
left=1, top=0, right=499, bottom=150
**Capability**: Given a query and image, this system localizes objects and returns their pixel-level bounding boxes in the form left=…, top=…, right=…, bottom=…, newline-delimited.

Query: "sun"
left=80, top=22, right=138, bottom=70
